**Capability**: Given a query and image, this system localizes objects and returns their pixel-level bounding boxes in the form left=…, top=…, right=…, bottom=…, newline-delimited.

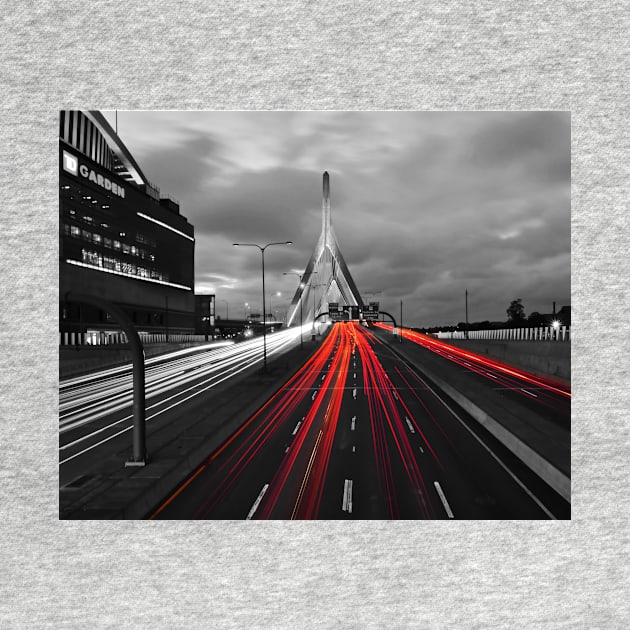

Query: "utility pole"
left=465, top=289, right=469, bottom=339
left=400, top=299, right=403, bottom=343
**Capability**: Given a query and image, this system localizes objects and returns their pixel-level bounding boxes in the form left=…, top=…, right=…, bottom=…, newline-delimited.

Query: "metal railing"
left=434, top=325, right=570, bottom=341
left=59, top=332, right=209, bottom=346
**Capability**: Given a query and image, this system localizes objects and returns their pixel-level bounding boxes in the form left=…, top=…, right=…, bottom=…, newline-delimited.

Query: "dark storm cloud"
left=111, top=111, right=570, bottom=327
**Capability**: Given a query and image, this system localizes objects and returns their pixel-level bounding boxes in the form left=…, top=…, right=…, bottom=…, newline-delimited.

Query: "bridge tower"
left=287, top=172, right=363, bottom=326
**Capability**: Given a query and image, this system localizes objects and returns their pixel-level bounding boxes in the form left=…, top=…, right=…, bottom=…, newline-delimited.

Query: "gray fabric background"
left=1, top=2, right=628, bottom=627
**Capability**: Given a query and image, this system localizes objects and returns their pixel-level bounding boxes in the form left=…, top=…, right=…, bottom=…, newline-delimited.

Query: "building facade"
left=59, top=111, right=195, bottom=342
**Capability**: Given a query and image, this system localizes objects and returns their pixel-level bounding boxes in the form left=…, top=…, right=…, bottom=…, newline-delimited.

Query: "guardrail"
left=435, top=325, right=570, bottom=341
left=59, top=332, right=210, bottom=346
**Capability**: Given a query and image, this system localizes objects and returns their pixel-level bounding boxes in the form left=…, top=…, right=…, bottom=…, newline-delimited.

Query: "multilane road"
left=151, top=322, right=569, bottom=519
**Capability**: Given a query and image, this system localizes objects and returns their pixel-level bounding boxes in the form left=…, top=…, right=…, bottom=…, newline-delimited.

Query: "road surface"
left=150, top=322, right=569, bottom=519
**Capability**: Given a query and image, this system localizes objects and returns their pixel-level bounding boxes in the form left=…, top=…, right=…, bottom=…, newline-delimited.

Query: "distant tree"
left=528, top=311, right=546, bottom=327
left=507, top=299, right=526, bottom=323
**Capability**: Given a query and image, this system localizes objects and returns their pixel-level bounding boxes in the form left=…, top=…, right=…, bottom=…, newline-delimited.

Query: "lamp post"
left=233, top=241, right=292, bottom=371
left=269, top=291, right=281, bottom=321
left=311, top=281, right=326, bottom=335
left=284, top=272, right=305, bottom=349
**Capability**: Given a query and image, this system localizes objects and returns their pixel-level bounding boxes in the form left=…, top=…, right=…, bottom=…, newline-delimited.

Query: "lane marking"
left=486, top=372, right=498, bottom=379
left=419, top=446, right=424, bottom=453
left=434, top=481, right=454, bottom=518
left=247, top=483, right=269, bottom=519
left=292, top=417, right=304, bottom=435
left=393, top=391, right=399, bottom=400
left=521, top=388, right=538, bottom=398
left=285, top=446, right=290, bottom=453
left=351, top=416, right=356, bottom=431
left=352, top=446, right=356, bottom=453
left=405, top=416, right=415, bottom=434
left=377, top=338, right=559, bottom=519
left=352, top=387, right=357, bottom=399
left=354, top=372, right=356, bottom=379
left=342, top=479, right=353, bottom=513
left=312, top=391, right=317, bottom=400
left=321, top=374, right=326, bottom=381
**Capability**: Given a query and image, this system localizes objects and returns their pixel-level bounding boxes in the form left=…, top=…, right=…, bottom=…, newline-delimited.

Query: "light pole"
left=311, top=281, right=326, bottom=336
left=233, top=241, right=292, bottom=371
left=284, top=272, right=305, bottom=349
left=269, top=291, right=281, bottom=321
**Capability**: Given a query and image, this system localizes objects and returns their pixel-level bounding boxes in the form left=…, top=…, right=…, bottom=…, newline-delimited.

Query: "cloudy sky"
left=103, top=111, right=570, bottom=327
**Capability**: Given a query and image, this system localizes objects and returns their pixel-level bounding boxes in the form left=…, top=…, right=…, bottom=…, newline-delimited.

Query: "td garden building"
left=59, top=111, right=196, bottom=343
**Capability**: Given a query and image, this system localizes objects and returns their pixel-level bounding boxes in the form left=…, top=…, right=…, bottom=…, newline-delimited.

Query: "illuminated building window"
left=82, top=248, right=102, bottom=267
left=113, top=240, right=121, bottom=251
left=93, top=233, right=102, bottom=245
left=70, top=226, right=81, bottom=238
left=131, top=246, right=137, bottom=256
left=81, top=229, right=91, bottom=241
left=103, top=237, right=112, bottom=249
left=122, top=243, right=130, bottom=254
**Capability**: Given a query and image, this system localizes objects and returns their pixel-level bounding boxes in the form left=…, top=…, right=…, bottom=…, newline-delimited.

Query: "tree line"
left=417, top=299, right=571, bottom=334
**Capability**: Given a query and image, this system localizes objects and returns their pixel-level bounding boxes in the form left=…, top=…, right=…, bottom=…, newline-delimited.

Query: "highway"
left=150, top=322, right=570, bottom=519
left=59, top=325, right=307, bottom=481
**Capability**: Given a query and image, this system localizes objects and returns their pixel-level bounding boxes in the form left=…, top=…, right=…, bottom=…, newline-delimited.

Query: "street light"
left=311, top=281, right=326, bottom=336
left=233, top=241, right=292, bottom=371
left=269, top=291, right=281, bottom=321
left=284, top=272, right=305, bottom=349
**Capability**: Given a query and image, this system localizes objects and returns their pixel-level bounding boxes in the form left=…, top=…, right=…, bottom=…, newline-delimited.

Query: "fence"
left=435, top=325, right=570, bottom=342
left=59, top=331, right=211, bottom=346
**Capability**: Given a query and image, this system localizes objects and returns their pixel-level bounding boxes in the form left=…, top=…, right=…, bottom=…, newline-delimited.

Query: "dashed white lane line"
left=352, top=446, right=356, bottom=453
left=393, top=391, right=399, bottom=400
left=419, top=446, right=424, bottom=454
left=486, top=373, right=498, bottom=379
left=352, top=387, right=357, bottom=399
left=312, top=391, right=317, bottom=400
left=342, top=479, right=353, bottom=513
left=292, top=417, right=305, bottom=435
left=354, top=372, right=357, bottom=379
left=434, top=481, right=454, bottom=519
left=247, top=483, right=269, bottom=519
left=521, top=388, right=538, bottom=397
left=351, top=416, right=356, bottom=431
left=405, top=416, right=415, bottom=434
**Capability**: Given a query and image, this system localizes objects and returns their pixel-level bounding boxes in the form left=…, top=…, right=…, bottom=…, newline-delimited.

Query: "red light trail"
left=150, top=321, right=567, bottom=520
